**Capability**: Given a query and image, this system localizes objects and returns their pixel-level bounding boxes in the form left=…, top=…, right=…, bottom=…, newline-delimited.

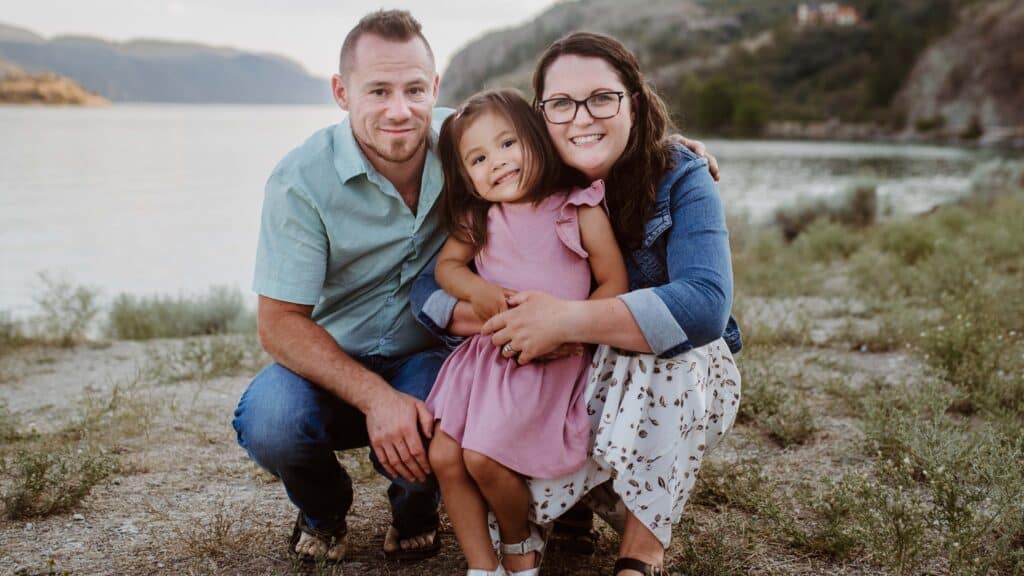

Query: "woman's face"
left=541, top=55, right=634, bottom=181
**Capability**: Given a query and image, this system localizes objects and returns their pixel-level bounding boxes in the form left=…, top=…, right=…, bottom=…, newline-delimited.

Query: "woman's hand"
left=482, top=291, right=577, bottom=365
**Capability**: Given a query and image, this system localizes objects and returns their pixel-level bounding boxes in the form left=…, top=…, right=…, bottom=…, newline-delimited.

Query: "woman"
left=413, top=32, right=741, bottom=576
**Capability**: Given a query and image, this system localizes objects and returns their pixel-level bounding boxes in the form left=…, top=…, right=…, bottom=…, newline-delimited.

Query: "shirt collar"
left=332, top=115, right=442, bottom=186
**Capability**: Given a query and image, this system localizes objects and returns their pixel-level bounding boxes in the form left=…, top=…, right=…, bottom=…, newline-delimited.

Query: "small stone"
left=157, top=562, right=165, bottom=568
left=24, top=522, right=33, bottom=531
left=72, top=513, right=85, bottom=521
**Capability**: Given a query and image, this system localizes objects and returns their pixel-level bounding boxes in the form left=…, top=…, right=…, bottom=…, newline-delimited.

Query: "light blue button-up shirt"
left=253, top=109, right=451, bottom=357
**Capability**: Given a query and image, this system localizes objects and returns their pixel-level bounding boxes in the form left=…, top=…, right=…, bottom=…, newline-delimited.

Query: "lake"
left=0, top=104, right=1014, bottom=314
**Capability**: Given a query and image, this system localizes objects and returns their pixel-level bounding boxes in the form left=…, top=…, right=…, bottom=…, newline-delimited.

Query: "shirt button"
left=385, top=295, right=394, bottom=303
left=401, top=262, right=409, bottom=269
left=379, top=338, right=387, bottom=346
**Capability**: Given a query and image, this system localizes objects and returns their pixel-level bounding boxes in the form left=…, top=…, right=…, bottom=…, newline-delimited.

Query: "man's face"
left=333, top=34, right=438, bottom=169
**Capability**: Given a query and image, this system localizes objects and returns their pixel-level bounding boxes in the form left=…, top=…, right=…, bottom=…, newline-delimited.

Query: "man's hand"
left=673, top=135, right=720, bottom=182
left=364, top=389, right=434, bottom=483
left=534, top=343, right=585, bottom=362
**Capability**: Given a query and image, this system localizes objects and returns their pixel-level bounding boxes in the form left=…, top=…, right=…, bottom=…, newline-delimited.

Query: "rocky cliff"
left=0, top=60, right=109, bottom=105
left=896, top=0, right=1024, bottom=144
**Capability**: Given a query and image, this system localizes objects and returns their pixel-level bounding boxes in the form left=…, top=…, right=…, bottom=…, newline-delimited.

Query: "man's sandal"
left=550, top=505, right=598, bottom=555
left=288, top=511, right=347, bottom=563
left=499, top=523, right=547, bottom=576
left=613, top=557, right=664, bottom=576
left=382, top=524, right=442, bottom=562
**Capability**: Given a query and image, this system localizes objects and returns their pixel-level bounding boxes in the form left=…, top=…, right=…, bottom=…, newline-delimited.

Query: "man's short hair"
left=339, top=10, right=435, bottom=77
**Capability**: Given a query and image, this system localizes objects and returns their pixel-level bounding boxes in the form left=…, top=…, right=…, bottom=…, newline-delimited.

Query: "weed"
left=32, top=272, right=101, bottom=347
left=105, top=285, right=253, bottom=340
left=2, top=445, right=118, bottom=519
left=143, top=334, right=266, bottom=384
left=737, top=352, right=817, bottom=447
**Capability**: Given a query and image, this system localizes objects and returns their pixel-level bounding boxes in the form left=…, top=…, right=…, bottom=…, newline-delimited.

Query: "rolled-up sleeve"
left=410, top=253, right=464, bottom=348
left=252, top=171, right=328, bottom=305
left=618, top=160, right=733, bottom=358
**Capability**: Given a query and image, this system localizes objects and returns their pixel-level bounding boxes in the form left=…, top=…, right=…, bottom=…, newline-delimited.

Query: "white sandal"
left=499, top=523, right=547, bottom=576
left=467, top=568, right=508, bottom=576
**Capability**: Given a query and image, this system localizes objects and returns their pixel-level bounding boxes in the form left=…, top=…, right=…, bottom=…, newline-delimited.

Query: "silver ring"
left=502, top=343, right=518, bottom=356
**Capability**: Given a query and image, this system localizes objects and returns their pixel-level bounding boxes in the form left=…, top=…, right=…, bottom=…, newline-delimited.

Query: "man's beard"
left=364, top=130, right=425, bottom=165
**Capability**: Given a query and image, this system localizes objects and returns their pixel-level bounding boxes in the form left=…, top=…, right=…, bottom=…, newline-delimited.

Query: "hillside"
left=0, top=56, right=108, bottom=105
left=0, top=22, right=330, bottom=105
left=440, top=0, right=1022, bottom=145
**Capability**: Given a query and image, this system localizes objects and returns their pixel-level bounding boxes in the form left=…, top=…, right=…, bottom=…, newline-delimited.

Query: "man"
left=231, top=10, right=450, bottom=562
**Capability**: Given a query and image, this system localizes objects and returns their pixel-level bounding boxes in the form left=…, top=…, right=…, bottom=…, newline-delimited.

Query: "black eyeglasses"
left=538, top=91, right=628, bottom=124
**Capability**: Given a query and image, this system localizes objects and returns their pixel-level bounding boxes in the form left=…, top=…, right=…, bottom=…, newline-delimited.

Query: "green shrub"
left=143, top=334, right=266, bottom=384
left=2, top=446, right=118, bottom=519
left=794, top=220, right=862, bottom=263
left=33, top=272, right=100, bottom=347
left=737, top=353, right=817, bottom=447
left=106, top=285, right=251, bottom=340
left=774, top=186, right=877, bottom=242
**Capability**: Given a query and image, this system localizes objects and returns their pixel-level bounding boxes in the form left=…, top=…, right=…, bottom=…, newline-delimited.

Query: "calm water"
left=0, top=104, right=1012, bottom=313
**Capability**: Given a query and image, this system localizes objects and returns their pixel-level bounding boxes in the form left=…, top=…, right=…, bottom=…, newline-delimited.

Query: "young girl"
left=426, top=89, right=628, bottom=576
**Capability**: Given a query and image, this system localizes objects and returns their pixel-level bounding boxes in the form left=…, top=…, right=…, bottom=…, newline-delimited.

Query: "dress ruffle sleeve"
left=554, top=180, right=607, bottom=259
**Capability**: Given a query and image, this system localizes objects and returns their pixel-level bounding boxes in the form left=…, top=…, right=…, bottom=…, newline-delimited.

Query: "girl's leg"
left=429, top=430, right=499, bottom=570
left=616, top=511, right=664, bottom=575
left=462, top=449, right=536, bottom=573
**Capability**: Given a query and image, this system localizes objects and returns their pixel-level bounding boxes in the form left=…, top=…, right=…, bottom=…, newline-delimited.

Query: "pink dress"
left=426, top=181, right=606, bottom=479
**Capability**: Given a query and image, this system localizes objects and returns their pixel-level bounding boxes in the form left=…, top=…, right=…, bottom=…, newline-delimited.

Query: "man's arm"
left=257, top=295, right=433, bottom=483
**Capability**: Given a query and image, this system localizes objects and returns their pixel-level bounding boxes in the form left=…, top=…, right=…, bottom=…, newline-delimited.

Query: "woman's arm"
left=485, top=156, right=732, bottom=362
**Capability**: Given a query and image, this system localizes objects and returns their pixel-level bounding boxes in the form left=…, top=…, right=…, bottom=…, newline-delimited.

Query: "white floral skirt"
left=519, top=339, right=741, bottom=548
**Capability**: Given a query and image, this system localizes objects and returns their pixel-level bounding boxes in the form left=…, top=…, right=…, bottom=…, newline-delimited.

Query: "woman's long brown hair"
left=532, top=32, right=676, bottom=249
left=437, top=88, right=563, bottom=250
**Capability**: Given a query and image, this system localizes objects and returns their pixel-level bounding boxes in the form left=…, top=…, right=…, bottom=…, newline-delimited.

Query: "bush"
left=33, top=272, right=100, bottom=347
left=105, top=285, right=251, bottom=340
left=2, top=446, right=118, bottom=519
left=774, top=186, right=877, bottom=242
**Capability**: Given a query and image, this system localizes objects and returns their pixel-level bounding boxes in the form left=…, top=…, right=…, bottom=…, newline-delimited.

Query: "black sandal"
left=613, top=557, right=664, bottom=576
left=288, top=511, right=348, bottom=563
left=549, top=504, right=599, bottom=555
left=382, top=524, right=442, bottom=562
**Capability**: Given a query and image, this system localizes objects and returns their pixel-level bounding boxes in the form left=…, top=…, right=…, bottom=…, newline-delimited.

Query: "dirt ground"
left=0, top=303, right=915, bottom=575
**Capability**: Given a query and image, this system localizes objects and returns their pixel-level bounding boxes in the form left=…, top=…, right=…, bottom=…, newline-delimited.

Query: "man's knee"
left=232, top=363, right=331, bottom=471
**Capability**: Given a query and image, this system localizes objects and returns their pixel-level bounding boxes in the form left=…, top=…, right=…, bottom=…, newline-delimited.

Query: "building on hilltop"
left=797, top=3, right=861, bottom=27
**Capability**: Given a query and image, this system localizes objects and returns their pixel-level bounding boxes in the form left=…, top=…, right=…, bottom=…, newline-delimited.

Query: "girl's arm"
left=577, top=205, right=629, bottom=300
left=435, top=235, right=508, bottom=322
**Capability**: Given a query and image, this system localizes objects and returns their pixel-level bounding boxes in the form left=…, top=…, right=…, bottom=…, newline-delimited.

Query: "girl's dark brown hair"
left=438, top=88, right=564, bottom=250
left=532, top=32, right=676, bottom=249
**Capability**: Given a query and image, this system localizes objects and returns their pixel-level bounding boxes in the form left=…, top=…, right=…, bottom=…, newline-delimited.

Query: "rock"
left=72, top=513, right=85, bottom=521
left=898, top=0, right=1024, bottom=144
left=0, top=70, right=109, bottom=106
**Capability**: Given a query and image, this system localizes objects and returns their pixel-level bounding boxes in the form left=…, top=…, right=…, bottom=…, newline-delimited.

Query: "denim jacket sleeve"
left=617, top=153, right=734, bottom=358
left=409, top=252, right=465, bottom=349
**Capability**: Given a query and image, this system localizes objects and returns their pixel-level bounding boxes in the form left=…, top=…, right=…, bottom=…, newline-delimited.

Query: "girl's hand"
left=482, top=291, right=576, bottom=365
left=468, top=282, right=509, bottom=322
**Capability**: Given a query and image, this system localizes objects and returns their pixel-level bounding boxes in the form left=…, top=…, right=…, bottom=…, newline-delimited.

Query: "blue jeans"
left=231, top=347, right=449, bottom=536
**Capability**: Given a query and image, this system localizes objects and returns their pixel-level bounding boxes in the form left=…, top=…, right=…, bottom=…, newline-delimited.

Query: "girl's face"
left=541, top=55, right=634, bottom=181
left=459, top=111, right=529, bottom=204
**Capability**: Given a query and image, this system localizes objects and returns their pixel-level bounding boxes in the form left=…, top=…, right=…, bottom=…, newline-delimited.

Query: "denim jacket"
left=410, top=143, right=742, bottom=357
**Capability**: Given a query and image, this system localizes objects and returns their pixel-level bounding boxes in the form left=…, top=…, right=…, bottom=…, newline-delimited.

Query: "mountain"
left=896, top=0, right=1024, bottom=143
left=0, top=22, right=331, bottom=104
left=0, top=54, right=108, bottom=105
left=439, top=0, right=1022, bottom=144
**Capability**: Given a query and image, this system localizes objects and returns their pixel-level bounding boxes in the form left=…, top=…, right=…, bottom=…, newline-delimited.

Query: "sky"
left=0, top=0, right=560, bottom=77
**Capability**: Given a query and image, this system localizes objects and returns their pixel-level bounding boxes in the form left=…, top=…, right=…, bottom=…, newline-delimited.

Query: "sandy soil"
left=0, top=309, right=919, bottom=575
